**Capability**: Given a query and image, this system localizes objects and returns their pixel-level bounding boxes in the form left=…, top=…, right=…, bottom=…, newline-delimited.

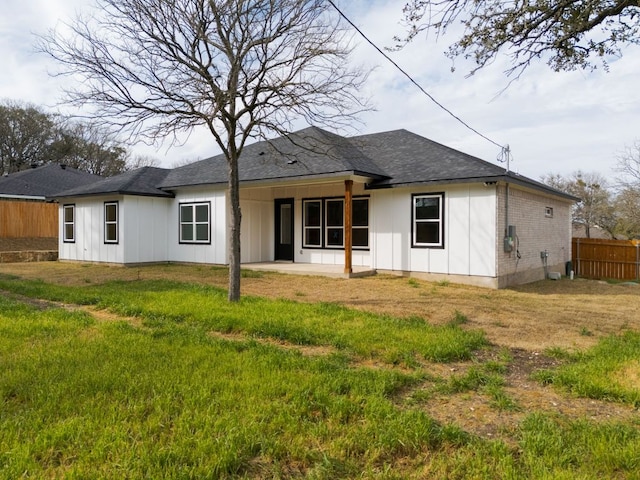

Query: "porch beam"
left=344, top=179, right=353, bottom=274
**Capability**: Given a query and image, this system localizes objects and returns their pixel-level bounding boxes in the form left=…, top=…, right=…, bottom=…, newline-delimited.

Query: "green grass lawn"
left=1, top=276, right=639, bottom=479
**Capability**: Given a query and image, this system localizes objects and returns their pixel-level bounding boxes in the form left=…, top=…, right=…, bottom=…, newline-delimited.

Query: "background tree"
left=542, top=171, right=615, bottom=238
left=612, top=187, right=640, bottom=238
left=42, top=0, right=369, bottom=302
left=0, top=100, right=138, bottom=176
left=49, top=121, right=130, bottom=176
left=612, top=140, right=640, bottom=238
left=0, top=101, right=57, bottom=174
left=397, top=0, right=640, bottom=77
left=616, top=139, right=640, bottom=188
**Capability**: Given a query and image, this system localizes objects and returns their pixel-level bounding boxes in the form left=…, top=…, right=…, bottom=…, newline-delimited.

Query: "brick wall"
left=496, top=184, right=572, bottom=287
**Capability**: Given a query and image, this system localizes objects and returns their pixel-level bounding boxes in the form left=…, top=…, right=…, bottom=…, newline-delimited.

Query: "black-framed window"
left=63, top=204, right=75, bottom=243
left=412, top=193, right=444, bottom=248
left=352, top=198, right=369, bottom=247
left=303, top=200, right=322, bottom=247
left=180, top=202, right=210, bottom=244
left=302, top=196, right=369, bottom=249
left=325, top=199, right=344, bottom=247
left=104, top=201, right=119, bottom=244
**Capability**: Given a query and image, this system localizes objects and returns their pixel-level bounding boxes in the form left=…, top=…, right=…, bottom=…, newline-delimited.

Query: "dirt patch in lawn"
left=1, top=262, right=639, bottom=440
left=3, top=262, right=637, bottom=352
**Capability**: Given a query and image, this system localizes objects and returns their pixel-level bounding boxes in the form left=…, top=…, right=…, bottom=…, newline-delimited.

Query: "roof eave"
left=161, top=170, right=388, bottom=190
left=0, top=193, right=46, bottom=201
left=50, top=190, right=175, bottom=200
left=366, top=174, right=579, bottom=202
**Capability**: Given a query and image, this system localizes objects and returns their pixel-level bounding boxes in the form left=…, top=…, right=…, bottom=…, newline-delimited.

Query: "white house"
left=52, top=128, right=576, bottom=288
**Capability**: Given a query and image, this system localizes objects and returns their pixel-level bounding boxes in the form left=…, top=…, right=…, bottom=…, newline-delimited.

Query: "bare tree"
left=50, top=120, right=130, bottom=176
left=616, top=139, right=640, bottom=188
left=397, top=0, right=640, bottom=77
left=542, top=171, right=614, bottom=238
left=124, top=154, right=160, bottom=171
left=42, top=0, right=369, bottom=301
left=612, top=187, right=640, bottom=238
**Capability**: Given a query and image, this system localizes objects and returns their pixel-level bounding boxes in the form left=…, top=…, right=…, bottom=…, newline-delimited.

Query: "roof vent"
left=287, top=159, right=298, bottom=165
left=258, top=151, right=265, bottom=156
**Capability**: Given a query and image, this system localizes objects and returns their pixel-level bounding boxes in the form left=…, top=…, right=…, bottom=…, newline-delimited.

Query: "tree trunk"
left=228, top=154, right=242, bottom=302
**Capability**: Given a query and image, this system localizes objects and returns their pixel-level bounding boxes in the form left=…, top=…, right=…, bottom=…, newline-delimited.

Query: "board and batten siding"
left=121, top=196, right=170, bottom=264
left=240, top=182, right=372, bottom=266
left=58, top=195, right=171, bottom=264
left=240, top=187, right=273, bottom=264
left=370, top=185, right=497, bottom=280
left=58, top=196, right=124, bottom=264
left=167, top=188, right=227, bottom=265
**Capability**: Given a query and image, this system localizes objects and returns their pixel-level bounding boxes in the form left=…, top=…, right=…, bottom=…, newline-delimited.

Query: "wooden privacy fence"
left=0, top=200, right=58, bottom=238
left=572, top=237, right=640, bottom=281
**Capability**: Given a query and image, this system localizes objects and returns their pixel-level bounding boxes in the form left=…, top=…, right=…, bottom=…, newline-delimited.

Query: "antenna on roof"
left=497, top=145, right=512, bottom=173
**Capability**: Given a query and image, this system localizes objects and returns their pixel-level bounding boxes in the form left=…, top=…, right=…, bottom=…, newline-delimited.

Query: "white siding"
left=58, top=196, right=125, bottom=263
left=447, top=188, right=471, bottom=274
left=167, top=188, right=227, bottom=264
left=370, top=185, right=496, bottom=278
left=121, top=196, right=170, bottom=264
left=240, top=189, right=273, bottom=263
left=239, top=182, right=372, bottom=267
left=57, top=181, right=498, bottom=280
left=370, top=189, right=410, bottom=271
left=469, top=187, right=496, bottom=276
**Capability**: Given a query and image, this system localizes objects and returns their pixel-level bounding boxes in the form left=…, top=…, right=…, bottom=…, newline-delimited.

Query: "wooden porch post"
left=344, top=179, right=353, bottom=274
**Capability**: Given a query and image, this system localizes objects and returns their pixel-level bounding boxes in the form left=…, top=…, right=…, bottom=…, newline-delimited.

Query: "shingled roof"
left=52, top=128, right=575, bottom=201
left=0, top=164, right=102, bottom=199
left=53, top=167, right=173, bottom=199
left=159, top=127, right=388, bottom=189
left=352, top=130, right=572, bottom=198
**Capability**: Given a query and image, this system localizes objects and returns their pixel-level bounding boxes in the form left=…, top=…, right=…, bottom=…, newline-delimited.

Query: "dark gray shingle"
left=50, top=127, right=574, bottom=201
left=53, top=167, right=173, bottom=198
left=0, top=164, right=102, bottom=198
left=160, top=127, right=388, bottom=189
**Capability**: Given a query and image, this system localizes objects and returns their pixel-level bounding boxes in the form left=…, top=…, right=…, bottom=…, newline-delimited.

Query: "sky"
left=1, top=0, right=639, bottom=182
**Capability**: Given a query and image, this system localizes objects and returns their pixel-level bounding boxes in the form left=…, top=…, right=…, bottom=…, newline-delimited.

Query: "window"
left=325, top=199, right=344, bottom=247
left=545, top=207, right=554, bottom=218
left=180, top=202, right=210, bottom=243
left=63, top=204, right=75, bottom=243
left=303, top=200, right=322, bottom=247
left=104, top=201, right=118, bottom=244
left=352, top=198, right=369, bottom=248
left=412, top=193, right=444, bottom=248
left=302, top=197, right=369, bottom=249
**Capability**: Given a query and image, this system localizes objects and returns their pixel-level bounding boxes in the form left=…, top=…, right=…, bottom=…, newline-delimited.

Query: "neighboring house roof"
left=52, top=127, right=576, bottom=201
left=572, top=224, right=613, bottom=239
left=53, top=167, right=174, bottom=199
left=0, top=163, right=103, bottom=200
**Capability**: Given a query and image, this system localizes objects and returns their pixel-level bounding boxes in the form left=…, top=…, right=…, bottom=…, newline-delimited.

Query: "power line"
left=327, top=0, right=505, bottom=151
